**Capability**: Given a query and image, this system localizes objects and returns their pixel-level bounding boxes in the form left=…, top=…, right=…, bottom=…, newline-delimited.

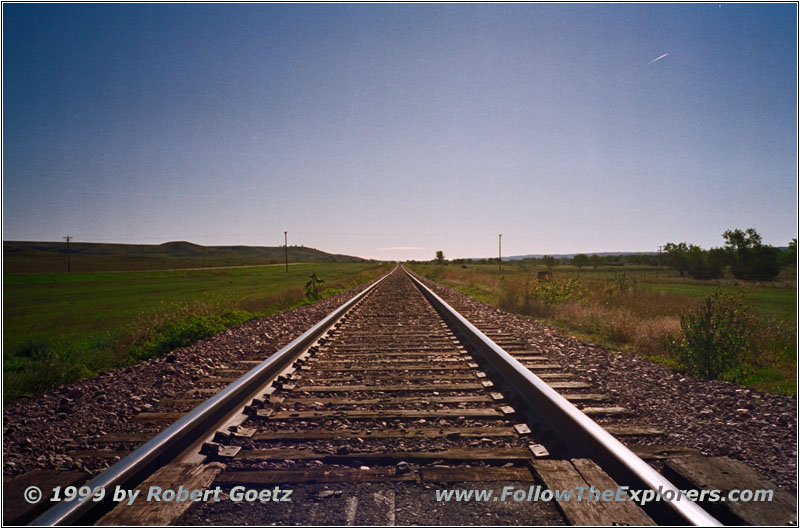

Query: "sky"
left=3, top=3, right=797, bottom=261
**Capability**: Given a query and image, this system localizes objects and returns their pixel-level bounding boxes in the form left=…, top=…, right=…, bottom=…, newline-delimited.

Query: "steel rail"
left=30, top=267, right=394, bottom=526
left=404, top=267, right=721, bottom=526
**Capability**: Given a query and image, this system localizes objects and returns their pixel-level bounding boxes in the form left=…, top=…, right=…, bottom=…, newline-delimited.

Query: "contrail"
left=648, top=53, right=669, bottom=64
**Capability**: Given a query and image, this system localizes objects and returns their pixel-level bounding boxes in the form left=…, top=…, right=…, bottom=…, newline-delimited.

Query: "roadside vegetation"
left=413, top=229, right=796, bottom=395
left=4, top=262, right=390, bottom=403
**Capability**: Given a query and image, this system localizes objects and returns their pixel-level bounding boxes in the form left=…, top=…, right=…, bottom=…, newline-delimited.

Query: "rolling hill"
left=3, top=240, right=369, bottom=273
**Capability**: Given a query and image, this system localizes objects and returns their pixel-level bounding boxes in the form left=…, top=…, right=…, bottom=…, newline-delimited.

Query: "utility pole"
left=63, top=236, right=73, bottom=272
left=284, top=231, right=288, bottom=272
left=498, top=234, right=502, bottom=274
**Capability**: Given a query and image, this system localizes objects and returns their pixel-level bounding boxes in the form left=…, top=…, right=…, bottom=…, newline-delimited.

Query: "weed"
left=305, top=272, right=325, bottom=301
left=667, top=291, right=751, bottom=381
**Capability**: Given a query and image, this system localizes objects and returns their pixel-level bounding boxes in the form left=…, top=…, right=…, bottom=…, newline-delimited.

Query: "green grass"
left=642, top=282, right=796, bottom=320
left=412, top=262, right=796, bottom=395
left=4, top=262, right=390, bottom=403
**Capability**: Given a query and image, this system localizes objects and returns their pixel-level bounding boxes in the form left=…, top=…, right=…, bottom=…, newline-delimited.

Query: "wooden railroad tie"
left=258, top=408, right=504, bottom=420
left=530, top=458, right=655, bottom=526
left=235, top=447, right=532, bottom=463
left=663, top=455, right=796, bottom=526
left=214, top=466, right=534, bottom=485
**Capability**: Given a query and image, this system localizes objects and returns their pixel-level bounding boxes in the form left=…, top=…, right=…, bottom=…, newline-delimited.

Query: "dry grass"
left=552, top=302, right=679, bottom=356
left=588, top=289, right=696, bottom=317
left=238, top=287, right=306, bottom=314
left=419, top=266, right=722, bottom=358
left=413, top=263, right=795, bottom=394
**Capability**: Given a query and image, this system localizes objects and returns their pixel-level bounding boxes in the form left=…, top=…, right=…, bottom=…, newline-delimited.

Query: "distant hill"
left=497, top=248, right=791, bottom=261
left=503, top=251, right=658, bottom=261
left=3, top=240, right=368, bottom=273
left=458, top=251, right=658, bottom=261
left=468, top=248, right=791, bottom=262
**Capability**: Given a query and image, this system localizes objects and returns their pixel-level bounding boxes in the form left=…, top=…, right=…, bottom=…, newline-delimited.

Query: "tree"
left=723, top=228, right=780, bottom=280
left=685, top=245, right=724, bottom=279
left=663, top=242, right=690, bottom=277
left=589, top=254, right=602, bottom=269
left=435, top=250, right=445, bottom=265
left=723, top=228, right=762, bottom=251
left=572, top=253, right=589, bottom=269
left=542, top=255, right=556, bottom=269
left=783, top=238, right=797, bottom=267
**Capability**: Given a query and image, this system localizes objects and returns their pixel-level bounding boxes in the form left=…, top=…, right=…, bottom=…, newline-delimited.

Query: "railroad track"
left=25, top=267, right=732, bottom=525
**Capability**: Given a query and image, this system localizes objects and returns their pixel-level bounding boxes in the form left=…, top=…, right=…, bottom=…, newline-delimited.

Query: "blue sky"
left=3, top=3, right=797, bottom=260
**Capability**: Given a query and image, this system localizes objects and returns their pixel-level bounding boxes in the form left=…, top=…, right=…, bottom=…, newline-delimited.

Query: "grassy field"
left=4, top=262, right=390, bottom=402
left=411, top=263, right=796, bottom=395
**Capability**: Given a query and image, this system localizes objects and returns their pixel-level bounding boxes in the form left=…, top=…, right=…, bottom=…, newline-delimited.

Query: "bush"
left=668, top=291, right=750, bottom=381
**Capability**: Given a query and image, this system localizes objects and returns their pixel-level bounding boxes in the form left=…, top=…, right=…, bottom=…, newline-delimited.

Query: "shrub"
left=668, top=291, right=750, bottom=381
left=305, top=272, right=324, bottom=300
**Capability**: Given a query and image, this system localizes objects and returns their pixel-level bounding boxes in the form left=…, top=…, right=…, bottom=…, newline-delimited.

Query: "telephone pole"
left=498, top=234, right=502, bottom=274
left=284, top=231, right=288, bottom=272
left=63, top=235, right=73, bottom=273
